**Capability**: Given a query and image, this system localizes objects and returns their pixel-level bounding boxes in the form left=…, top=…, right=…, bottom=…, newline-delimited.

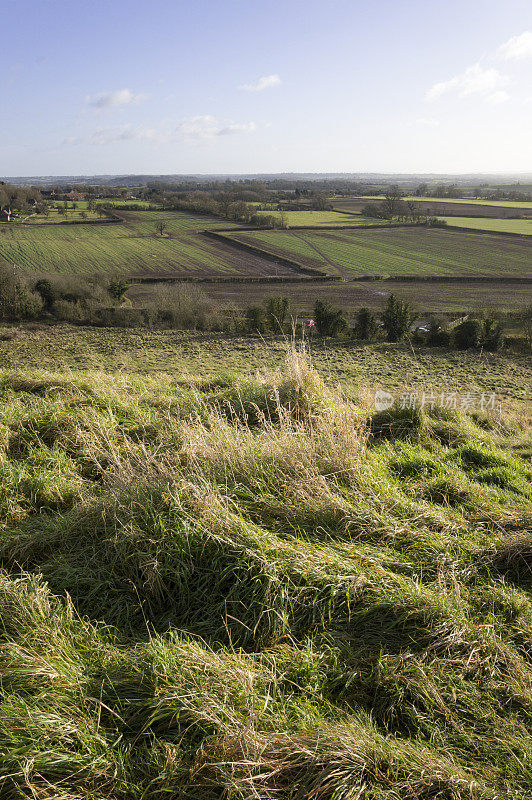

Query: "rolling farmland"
left=0, top=211, right=297, bottom=279
left=226, top=226, right=532, bottom=278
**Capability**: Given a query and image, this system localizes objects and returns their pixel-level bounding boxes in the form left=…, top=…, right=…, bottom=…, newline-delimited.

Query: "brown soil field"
left=127, top=279, right=532, bottom=316
left=331, top=198, right=532, bottom=218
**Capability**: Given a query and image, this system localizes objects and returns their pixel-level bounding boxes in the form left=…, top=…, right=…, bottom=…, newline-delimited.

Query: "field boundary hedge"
left=128, top=274, right=339, bottom=284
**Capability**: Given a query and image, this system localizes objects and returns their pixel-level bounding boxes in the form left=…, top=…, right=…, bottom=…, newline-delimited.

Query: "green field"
left=15, top=210, right=102, bottom=223
left=228, top=226, right=532, bottom=278
left=0, top=211, right=292, bottom=279
left=256, top=209, right=386, bottom=226
left=441, top=217, right=532, bottom=235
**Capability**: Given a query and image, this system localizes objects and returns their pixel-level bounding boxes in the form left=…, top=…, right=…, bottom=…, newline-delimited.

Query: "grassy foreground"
left=0, top=347, right=531, bottom=798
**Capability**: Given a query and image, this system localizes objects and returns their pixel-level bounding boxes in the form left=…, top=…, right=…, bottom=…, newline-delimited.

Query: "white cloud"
left=176, top=115, right=257, bottom=140
left=410, top=117, right=440, bottom=127
left=426, top=62, right=508, bottom=102
left=498, top=31, right=532, bottom=61
left=218, top=122, right=257, bottom=135
left=64, top=116, right=258, bottom=146
left=238, top=74, right=281, bottom=91
left=485, top=90, right=509, bottom=105
left=86, top=88, right=146, bottom=109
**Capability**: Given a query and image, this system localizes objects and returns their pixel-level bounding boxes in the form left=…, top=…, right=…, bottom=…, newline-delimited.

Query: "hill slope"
left=0, top=351, right=531, bottom=798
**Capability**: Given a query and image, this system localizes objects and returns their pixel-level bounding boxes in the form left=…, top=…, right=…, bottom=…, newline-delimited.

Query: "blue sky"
left=2, top=0, right=531, bottom=176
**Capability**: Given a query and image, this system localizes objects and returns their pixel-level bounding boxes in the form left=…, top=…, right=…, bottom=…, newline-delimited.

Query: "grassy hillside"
left=228, top=227, right=532, bottom=278
left=1, top=326, right=530, bottom=403
left=0, top=348, right=531, bottom=798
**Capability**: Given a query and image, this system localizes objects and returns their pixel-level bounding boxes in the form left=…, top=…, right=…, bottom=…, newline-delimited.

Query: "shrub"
left=0, top=264, right=43, bottom=321
left=382, top=294, right=411, bottom=342
left=33, top=279, right=57, bottom=311
left=108, top=278, right=130, bottom=302
left=481, top=315, right=503, bottom=352
left=265, top=295, right=290, bottom=333
left=246, top=305, right=267, bottom=333
left=314, top=299, right=347, bottom=337
left=427, top=318, right=450, bottom=347
left=354, top=307, right=377, bottom=340
left=452, top=319, right=482, bottom=349
left=142, top=283, right=214, bottom=329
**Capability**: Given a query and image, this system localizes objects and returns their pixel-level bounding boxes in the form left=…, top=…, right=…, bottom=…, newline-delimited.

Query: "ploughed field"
left=0, top=210, right=297, bottom=280
left=225, top=226, right=532, bottom=279
left=177, top=278, right=532, bottom=314
left=332, top=196, right=532, bottom=217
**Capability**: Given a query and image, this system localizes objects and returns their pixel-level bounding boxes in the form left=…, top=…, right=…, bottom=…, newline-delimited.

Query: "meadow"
left=227, top=226, right=532, bottom=278
left=19, top=209, right=103, bottom=223
left=0, top=325, right=530, bottom=402
left=255, top=209, right=387, bottom=226
left=441, top=216, right=532, bottom=235
left=0, top=341, right=531, bottom=798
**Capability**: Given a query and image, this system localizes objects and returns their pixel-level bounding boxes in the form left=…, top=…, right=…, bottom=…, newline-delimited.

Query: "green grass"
left=12, top=210, right=102, bottom=223
left=228, top=226, right=532, bottom=278
left=0, top=210, right=286, bottom=279
left=440, top=217, right=532, bottom=235
left=0, top=346, right=531, bottom=797
left=256, top=210, right=386, bottom=226
left=0, top=326, right=530, bottom=404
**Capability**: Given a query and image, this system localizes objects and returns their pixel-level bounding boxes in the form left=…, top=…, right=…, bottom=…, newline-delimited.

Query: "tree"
left=313, top=299, right=347, bottom=337
left=265, top=295, right=290, bottom=332
left=354, top=307, right=377, bottom=340
left=381, top=185, right=404, bottom=219
left=310, top=192, right=328, bottom=211
left=155, top=221, right=168, bottom=236
left=382, top=294, right=411, bottom=342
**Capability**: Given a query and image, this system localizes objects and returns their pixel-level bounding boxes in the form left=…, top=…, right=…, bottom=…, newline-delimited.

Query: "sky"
left=1, top=0, right=532, bottom=176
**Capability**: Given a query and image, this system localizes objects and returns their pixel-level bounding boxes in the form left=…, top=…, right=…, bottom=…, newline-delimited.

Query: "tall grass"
left=0, top=348, right=531, bottom=798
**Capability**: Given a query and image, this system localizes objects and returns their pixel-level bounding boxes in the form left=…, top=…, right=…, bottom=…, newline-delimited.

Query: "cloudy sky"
left=1, top=0, right=531, bottom=176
